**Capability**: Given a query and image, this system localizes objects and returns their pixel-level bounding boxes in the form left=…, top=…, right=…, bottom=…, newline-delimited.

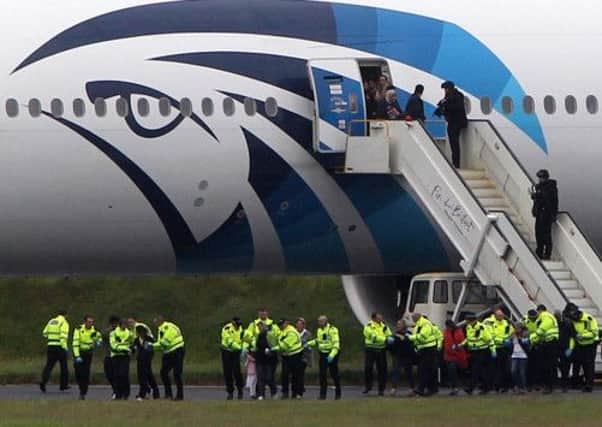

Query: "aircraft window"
left=586, top=95, right=598, bottom=114
left=223, top=97, right=235, bottom=116
left=464, top=97, right=471, bottom=115
left=28, top=99, right=41, bottom=117
left=565, top=95, right=577, bottom=114
left=265, top=97, right=278, bottom=117
left=137, top=98, right=150, bottom=117
left=523, top=96, right=535, bottom=114
left=244, top=97, right=257, bottom=116
left=159, top=97, right=171, bottom=117
left=502, top=96, right=513, bottom=114
left=73, top=98, right=85, bottom=117
left=543, top=96, right=556, bottom=114
left=116, top=97, right=129, bottom=118
left=201, top=98, right=214, bottom=116
left=6, top=99, right=19, bottom=118
left=50, top=99, right=64, bottom=118
left=409, top=280, right=429, bottom=312
left=433, top=280, right=449, bottom=304
left=94, top=98, right=107, bottom=117
left=180, top=98, right=193, bottom=117
left=480, top=97, right=492, bottom=115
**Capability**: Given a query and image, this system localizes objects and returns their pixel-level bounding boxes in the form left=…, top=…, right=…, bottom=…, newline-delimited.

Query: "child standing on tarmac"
left=511, top=325, right=529, bottom=394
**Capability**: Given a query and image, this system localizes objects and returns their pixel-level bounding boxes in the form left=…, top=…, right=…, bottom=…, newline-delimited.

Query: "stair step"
left=543, top=260, right=567, bottom=271
left=556, top=279, right=580, bottom=290
left=549, top=270, right=572, bottom=280
left=458, top=169, right=487, bottom=180
left=478, top=197, right=508, bottom=208
left=570, top=298, right=596, bottom=310
left=564, top=289, right=586, bottom=299
left=472, top=188, right=502, bottom=198
left=465, top=179, right=495, bottom=189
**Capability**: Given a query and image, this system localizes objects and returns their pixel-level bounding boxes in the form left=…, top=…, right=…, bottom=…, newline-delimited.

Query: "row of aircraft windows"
left=3, top=94, right=600, bottom=118
left=2, top=97, right=280, bottom=119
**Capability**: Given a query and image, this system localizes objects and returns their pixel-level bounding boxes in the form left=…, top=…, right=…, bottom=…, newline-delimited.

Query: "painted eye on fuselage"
left=85, top=80, right=217, bottom=141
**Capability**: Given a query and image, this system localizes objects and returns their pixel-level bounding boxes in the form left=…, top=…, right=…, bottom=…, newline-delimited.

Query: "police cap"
left=527, top=309, right=538, bottom=319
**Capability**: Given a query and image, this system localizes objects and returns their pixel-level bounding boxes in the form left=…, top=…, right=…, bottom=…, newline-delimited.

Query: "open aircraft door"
left=308, top=59, right=367, bottom=153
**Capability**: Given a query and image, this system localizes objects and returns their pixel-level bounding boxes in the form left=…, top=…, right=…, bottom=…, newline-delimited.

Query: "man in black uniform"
left=405, top=84, right=426, bottom=122
left=530, top=169, right=558, bottom=260
left=434, top=81, right=468, bottom=168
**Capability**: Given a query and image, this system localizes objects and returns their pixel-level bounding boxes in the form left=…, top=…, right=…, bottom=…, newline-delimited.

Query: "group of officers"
left=222, top=302, right=600, bottom=400
left=40, top=311, right=185, bottom=400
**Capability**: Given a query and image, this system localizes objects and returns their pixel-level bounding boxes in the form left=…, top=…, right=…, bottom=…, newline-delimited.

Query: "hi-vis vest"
left=43, top=315, right=69, bottom=350
left=409, top=316, right=439, bottom=350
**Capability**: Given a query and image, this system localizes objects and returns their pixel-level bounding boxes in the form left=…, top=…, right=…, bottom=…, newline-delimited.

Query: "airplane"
left=1, top=0, right=601, bottom=323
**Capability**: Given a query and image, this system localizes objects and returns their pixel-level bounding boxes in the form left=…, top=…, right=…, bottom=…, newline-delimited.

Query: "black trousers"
left=318, top=353, right=341, bottom=398
left=493, top=347, right=512, bottom=391
left=41, top=346, right=69, bottom=389
left=364, top=348, right=387, bottom=393
left=535, top=215, right=554, bottom=259
left=74, top=351, right=93, bottom=396
left=448, top=126, right=463, bottom=168
left=256, top=361, right=277, bottom=398
left=575, top=344, right=596, bottom=390
left=539, top=341, right=558, bottom=390
left=161, top=347, right=185, bottom=399
left=104, top=356, right=116, bottom=394
left=112, top=355, right=130, bottom=399
left=137, top=349, right=159, bottom=398
left=559, top=353, right=572, bottom=390
left=416, top=347, right=438, bottom=395
left=221, top=349, right=243, bottom=395
left=468, top=349, right=491, bottom=392
left=391, top=357, right=415, bottom=389
left=281, top=352, right=303, bottom=397
left=526, top=348, right=541, bottom=389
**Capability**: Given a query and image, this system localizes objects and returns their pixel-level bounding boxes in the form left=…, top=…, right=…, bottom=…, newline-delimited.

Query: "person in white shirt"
left=511, top=324, right=529, bottom=394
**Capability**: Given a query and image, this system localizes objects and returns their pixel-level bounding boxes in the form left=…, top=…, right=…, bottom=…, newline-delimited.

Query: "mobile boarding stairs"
left=344, top=119, right=602, bottom=339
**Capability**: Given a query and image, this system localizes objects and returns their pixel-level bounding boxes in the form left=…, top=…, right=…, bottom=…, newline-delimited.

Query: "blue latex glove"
left=576, top=334, right=583, bottom=341
left=327, top=355, right=334, bottom=364
left=564, top=348, right=573, bottom=358
left=386, top=336, right=395, bottom=345
left=491, top=351, right=497, bottom=360
left=504, top=338, right=512, bottom=347
left=96, top=339, right=103, bottom=348
left=75, top=356, right=83, bottom=364
left=241, top=348, right=248, bottom=357
left=520, top=338, right=530, bottom=346
left=144, top=341, right=153, bottom=350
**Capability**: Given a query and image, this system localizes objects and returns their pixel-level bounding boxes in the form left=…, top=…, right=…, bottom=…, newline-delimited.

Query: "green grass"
left=0, top=397, right=600, bottom=427
left=0, top=275, right=368, bottom=384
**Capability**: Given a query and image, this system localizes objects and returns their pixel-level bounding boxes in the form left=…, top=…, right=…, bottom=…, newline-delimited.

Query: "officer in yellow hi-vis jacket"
left=307, top=315, right=341, bottom=400
left=152, top=315, right=185, bottom=400
left=460, top=312, right=495, bottom=395
left=72, top=315, right=102, bottom=400
left=362, top=312, right=393, bottom=397
left=110, top=318, right=134, bottom=400
left=40, top=310, right=70, bottom=393
left=529, top=304, right=559, bottom=394
left=408, top=313, right=439, bottom=397
left=269, top=319, right=304, bottom=399
left=220, top=317, right=245, bottom=400
left=484, top=308, right=514, bottom=393
left=567, top=308, right=599, bottom=392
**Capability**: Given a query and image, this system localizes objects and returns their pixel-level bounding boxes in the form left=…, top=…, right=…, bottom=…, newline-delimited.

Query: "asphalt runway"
left=0, top=385, right=600, bottom=401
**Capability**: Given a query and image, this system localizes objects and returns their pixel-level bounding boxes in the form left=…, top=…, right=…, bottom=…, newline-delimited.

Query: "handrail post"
left=461, top=214, right=499, bottom=277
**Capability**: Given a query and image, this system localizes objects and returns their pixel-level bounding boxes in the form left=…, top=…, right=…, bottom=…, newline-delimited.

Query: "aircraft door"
left=308, top=59, right=366, bottom=153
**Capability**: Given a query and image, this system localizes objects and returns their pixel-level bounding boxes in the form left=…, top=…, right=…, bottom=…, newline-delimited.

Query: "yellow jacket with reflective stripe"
left=273, top=325, right=303, bottom=356
left=153, top=321, right=185, bottom=353
left=72, top=324, right=102, bottom=357
left=530, top=311, right=559, bottom=343
left=409, top=316, right=439, bottom=350
left=221, top=322, right=244, bottom=352
left=570, top=312, right=599, bottom=348
left=461, top=321, right=494, bottom=351
left=110, top=327, right=133, bottom=357
left=42, top=315, right=69, bottom=350
left=484, top=315, right=515, bottom=347
left=363, top=320, right=392, bottom=350
left=243, top=318, right=274, bottom=350
left=308, top=324, right=340, bottom=357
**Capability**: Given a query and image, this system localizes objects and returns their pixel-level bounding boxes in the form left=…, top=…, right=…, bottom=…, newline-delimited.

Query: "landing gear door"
left=308, top=59, right=366, bottom=153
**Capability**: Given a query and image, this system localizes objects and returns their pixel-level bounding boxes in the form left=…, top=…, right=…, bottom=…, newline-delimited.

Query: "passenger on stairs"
left=434, top=81, right=468, bottom=168
left=530, top=169, right=558, bottom=260
left=376, top=89, right=404, bottom=121
left=405, top=84, right=426, bottom=122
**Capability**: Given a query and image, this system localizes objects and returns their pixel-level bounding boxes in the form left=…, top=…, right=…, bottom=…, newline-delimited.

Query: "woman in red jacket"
left=443, top=320, right=469, bottom=395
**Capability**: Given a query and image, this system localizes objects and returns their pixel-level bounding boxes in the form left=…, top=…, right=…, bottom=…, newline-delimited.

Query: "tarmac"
left=0, top=385, right=599, bottom=401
